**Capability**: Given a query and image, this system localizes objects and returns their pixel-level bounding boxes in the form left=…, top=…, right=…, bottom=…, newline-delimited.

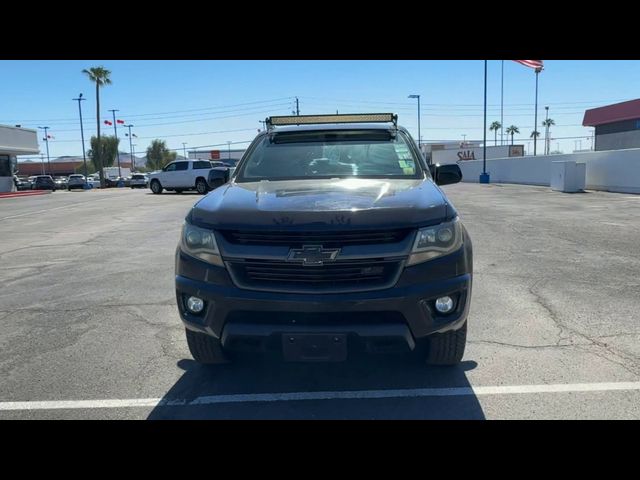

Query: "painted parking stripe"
left=1, top=381, right=640, bottom=411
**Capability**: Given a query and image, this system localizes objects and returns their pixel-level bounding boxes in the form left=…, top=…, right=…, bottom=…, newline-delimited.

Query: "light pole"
left=462, top=134, right=467, bottom=146
left=108, top=109, right=121, bottom=177
left=182, top=142, right=188, bottom=159
left=408, top=94, right=421, bottom=147
left=259, top=120, right=266, bottom=131
left=480, top=60, right=489, bottom=183
left=227, top=141, right=232, bottom=161
left=73, top=94, right=88, bottom=181
left=38, top=126, right=51, bottom=177
left=124, top=124, right=135, bottom=171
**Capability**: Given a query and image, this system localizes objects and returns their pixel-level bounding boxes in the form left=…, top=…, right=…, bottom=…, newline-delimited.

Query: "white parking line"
left=2, top=381, right=640, bottom=411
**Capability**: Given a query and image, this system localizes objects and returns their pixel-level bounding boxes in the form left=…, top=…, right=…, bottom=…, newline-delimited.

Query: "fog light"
left=435, top=296, right=454, bottom=313
left=186, top=296, right=204, bottom=313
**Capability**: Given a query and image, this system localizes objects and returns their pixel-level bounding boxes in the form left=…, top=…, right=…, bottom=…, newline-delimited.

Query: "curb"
left=0, top=190, right=52, bottom=199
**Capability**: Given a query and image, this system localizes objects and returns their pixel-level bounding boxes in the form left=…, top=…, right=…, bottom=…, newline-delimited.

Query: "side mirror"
left=434, top=164, right=463, bottom=186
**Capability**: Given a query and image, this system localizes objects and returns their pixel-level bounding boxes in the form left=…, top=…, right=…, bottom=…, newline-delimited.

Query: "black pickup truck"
left=175, top=114, right=472, bottom=365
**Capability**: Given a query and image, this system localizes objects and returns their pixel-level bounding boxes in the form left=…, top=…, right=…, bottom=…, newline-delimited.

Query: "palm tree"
left=82, top=66, right=112, bottom=187
left=489, top=121, right=502, bottom=146
left=541, top=118, right=555, bottom=155
left=530, top=130, right=540, bottom=140
left=506, top=125, right=520, bottom=145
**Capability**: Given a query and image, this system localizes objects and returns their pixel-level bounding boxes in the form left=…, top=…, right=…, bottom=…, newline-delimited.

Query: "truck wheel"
left=196, top=178, right=208, bottom=195
left=185, top=329, right=230, bottom=364
left=150, top=180, right=163, bottom=194
left=425, top=321, right=467, bottom=365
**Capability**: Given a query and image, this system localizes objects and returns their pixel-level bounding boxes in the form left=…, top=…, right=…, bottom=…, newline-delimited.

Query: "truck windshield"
left=236, top=130, right=423, bottom=182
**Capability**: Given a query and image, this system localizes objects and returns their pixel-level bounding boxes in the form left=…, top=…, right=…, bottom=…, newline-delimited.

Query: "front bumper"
left=175, top=245, right=472, bottom=351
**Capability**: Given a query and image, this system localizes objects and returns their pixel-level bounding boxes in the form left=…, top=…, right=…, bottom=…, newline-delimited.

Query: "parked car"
left=67, top=174, right=87, bottom=190
left=148, top=160, right=217, bottom=195
left=32, top=175, right=56, bottom=191
left=175, top=113, right=472, bottom=366
left=130, top=173, right=149, bottom=189
left=54, top=176, right=68, bottom=189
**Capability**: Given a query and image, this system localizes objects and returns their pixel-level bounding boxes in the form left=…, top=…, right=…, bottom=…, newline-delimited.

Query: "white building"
left=189, top=148, right=246, bottom=164
left=421, top=141, right=524, bottom=165
left=0, top=125, right=39, bottom=192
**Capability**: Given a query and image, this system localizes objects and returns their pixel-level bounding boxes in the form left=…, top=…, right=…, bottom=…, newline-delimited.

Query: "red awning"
left=583, top=98, right=640, bottom=126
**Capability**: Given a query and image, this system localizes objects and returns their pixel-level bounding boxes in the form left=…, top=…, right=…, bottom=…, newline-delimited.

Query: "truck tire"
left=185, top=329, right=230, bottom=364
left=196, top=178, right=208, bottom=195
left=150, top=180, right=163, bottom=194
left=425, top=321, right=467, bottom=365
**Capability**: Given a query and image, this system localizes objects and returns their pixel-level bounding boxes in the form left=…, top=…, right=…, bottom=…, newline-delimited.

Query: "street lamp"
left=408, top=94, right=421, bottom=147
left=73, top=94, right=88, bottom=181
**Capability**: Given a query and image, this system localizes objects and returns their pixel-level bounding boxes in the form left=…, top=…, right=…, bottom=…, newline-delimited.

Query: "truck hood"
left=190, top=177, right=451, bottom=229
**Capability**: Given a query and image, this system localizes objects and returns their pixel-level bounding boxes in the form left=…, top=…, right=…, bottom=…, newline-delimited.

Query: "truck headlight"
left=407, top=218, right=462, bottom=266
left=180, top=223, right=224, bottom=267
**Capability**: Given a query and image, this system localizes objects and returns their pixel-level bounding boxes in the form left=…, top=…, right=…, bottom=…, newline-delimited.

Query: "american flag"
left=513, top=60, right=544, bottom=70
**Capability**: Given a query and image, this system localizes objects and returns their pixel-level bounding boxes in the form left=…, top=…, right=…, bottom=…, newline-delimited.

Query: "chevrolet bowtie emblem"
left=287, top=245, right=341, bottom=266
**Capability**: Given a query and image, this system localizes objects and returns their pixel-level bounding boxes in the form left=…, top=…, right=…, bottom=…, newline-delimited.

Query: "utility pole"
left=227, top=141, right=232, bottom=160
left=132, top=144, right=137, bottom=170
left=38, top=126, right=51, bottom=177
left=295, top=97, right=300, bottom=116
left=124, top=124, right=135, bottom=171
left=40, top=154, right=45, bottom=175
left=182, top=142, right=188, bottom=159
left=109, top=109, right=121, bottom=178
left=73, top=94, right=88, bottom=181
left=544, top=106, right=549, bottom=155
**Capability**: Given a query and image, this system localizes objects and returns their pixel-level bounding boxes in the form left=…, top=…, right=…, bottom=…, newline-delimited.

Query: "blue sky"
left=2, top=60, right=640, bottom=160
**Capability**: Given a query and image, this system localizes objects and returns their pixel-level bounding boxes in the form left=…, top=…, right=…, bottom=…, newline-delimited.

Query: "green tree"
left=542, top=118, right=555, bottom=154
left=146, top=139, right=177, bottom=170
left=506, top=125, right=519, bottom=145
left=489, top=121, right=502, bottom=146
left=87, top=136, right=120, bottom=172
left=530, top=130, right=540, bottom=139
left=82, top=66, right=112, bottom=187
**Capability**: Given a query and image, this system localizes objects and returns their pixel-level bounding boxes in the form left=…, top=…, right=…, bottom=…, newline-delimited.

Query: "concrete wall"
left=596, top=130, right=640, bottom=151
left=457, top=148, right=640, bottom=194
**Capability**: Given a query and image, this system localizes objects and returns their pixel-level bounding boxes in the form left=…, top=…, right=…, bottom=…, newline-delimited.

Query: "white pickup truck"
left=148, top=160, right=217, bottom=195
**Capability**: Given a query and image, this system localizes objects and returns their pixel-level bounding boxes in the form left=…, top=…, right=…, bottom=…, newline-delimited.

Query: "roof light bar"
left=265, top=113, right=398, bottom=129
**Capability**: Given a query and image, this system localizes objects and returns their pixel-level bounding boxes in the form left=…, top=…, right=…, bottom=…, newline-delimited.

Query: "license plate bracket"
left=282, top=333, right=347, bottom=362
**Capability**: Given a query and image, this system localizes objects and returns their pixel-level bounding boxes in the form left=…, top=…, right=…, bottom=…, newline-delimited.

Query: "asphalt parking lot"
left=1, top=184, right=639, bottom=419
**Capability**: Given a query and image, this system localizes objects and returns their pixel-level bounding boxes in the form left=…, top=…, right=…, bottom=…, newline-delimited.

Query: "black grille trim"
left=226, top=258, right=404, bottom=293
